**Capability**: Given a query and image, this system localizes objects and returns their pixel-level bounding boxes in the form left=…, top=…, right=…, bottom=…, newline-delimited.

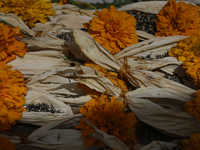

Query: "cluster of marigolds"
left=0, top=0, right=200, bottom=149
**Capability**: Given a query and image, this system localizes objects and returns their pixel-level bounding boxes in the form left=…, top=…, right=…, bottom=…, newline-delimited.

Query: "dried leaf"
left=127, top=87, right=200, bottom=137
left=118, top=1, right=196, bottom=15
left=140, top=141, right=177, bottom=150
left=84, top=119, right=129, bottom=150
left=0, top=13, right=35, bottom=36
left=20, top=90, right=73, bottom=126
left=7, top=50, right=69, bottom=78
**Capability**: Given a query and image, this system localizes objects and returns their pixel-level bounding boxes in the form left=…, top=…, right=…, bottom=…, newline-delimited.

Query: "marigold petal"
left=84, top=136, right=96, bottom=147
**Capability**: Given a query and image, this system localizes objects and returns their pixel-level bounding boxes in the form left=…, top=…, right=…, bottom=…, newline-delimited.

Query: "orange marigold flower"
left=155, top=0, right=200, bottom=37
left=0, top=0, right=56, bottom=27
left=169, top=36, right=200, bottom=85
left=0, top=23, right=28, bottom=66
left=184, top=90, right=200, bottom=122
left=75, top=94, right=137, bottom=147
left=168, top=36, right=200, bottom=62
left=0, top=137, right=17, bottom=150
left=0, top=66, right=27, bottom=131
left=182, top=61, right=200, bottom=85
left=83, top=5, right=138, bottom=54
left=180, top=132, right=200, bottom=150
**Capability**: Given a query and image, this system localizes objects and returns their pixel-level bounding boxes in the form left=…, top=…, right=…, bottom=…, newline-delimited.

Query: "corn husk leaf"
left=41, top=14, right=92, bottom=37
left=140, top=141, right=177, bottom=150
left=0, top=13, right=35, bottom=36
left=16, top=37, right=65, bottom=51
left=2, top=115, right=101, bottom=149
left=118, top=1, right=196, bottom=14
left=26, top=114, right=101, bottom=150
left=7, top=50, right=69, bottom=78
left=71, top=29, right=195, bottom=94
left=127, top=87, right=200, bottom=137
left=17, top=144, right=57, bottom=150
left=60, top=65, right=122, bottom=97
left=32, top=4, right=93, bottom=33
left=115, top=35, right=188, bottom=59
left=26, top=67, right=92, bottom=105
left=136, top=30, right=155, bottom=41
left=126, top=57, right=182, bottom=73
left=84, top=119, right=129, bottom=150
left=0, top=133, right=21, bottom=144
left=52, top=4, right=94, bottom=17
left=20, top=89, right=73, bottom=126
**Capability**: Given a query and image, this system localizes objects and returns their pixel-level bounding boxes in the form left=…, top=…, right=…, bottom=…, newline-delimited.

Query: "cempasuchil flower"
left=0, top=23, right=28, bottom=66
left=75, top=94, right=137, bottom=147
left=182, top=61, right=200, bottom=85
left=180, top=132, right=200, bottom=150
left=83, top=5, right=138, bottom=54
left=169, top=36, right=200, bottom=62
left=0, top=137, right=17, bottom=150
left=169, top=36, right=200, bottom=85
left=184, top=90, right=200, bottom=122
left=0, top=0, right=56, bottom=27
left=0, top=66, right=27, bottom=131
left=155, top=0, right=200, bottom=37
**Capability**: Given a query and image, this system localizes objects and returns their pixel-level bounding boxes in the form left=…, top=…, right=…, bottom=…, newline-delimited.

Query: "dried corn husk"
left=115, top=35, right=188, bottom=59
left=17, top=37, right=65, bottom=51
left=43, top=14, right=91, bottom=37
left=25, top=67, right=93, bottom=105
left=70, top=29, right=195, bottom=94
left=2, top=115, right=101, bottom=149
left=84, top=119, right=129, bottom=150
left=140, top=140, right=178, bottom=150
left=136, top=30, right=155, bottom=40
left=0, top=13, right=35, bottom=36
left=0, top=134, right=21, bottom=144
left=118, top=1, right=197, bottom=14
left=52, top=4, right=94, bottom=17
left=32, top=4, right=93, bottom=34
left=127, top=87, right=200, bottom=137
left=20, top=90, right=73, bottom=126
left=33, top=14, right=92, bottom=36
left=26, top=114, right=101, bottom=150
left=114, top=35, right=199, bottom=90
left=61, top=66, right=122, bottom=97
left=7, top=50, right=69, bottom=78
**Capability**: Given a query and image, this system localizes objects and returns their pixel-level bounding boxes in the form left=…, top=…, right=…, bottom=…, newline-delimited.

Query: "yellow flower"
left=0, top=66, right=27, bottom=131
left=75, top=94, right=137, bottom=147
left=0, top=137, right=16, bottom=150
left=0, top=0, right=56, bottom=27
left=169, top=36, right=200, bottom=85
left=155, top=0, right=200, bottom=37
left=83, top=5, right=138, bottom=54
left=184, top=90, right=200, bottom=122
left=180, top=132, right=200, bottom=150
left=182, top=61, right=200, bottom=85
left=0, top=23, right=28, bottom=66
left=169, top=36, right=200, bottom=62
